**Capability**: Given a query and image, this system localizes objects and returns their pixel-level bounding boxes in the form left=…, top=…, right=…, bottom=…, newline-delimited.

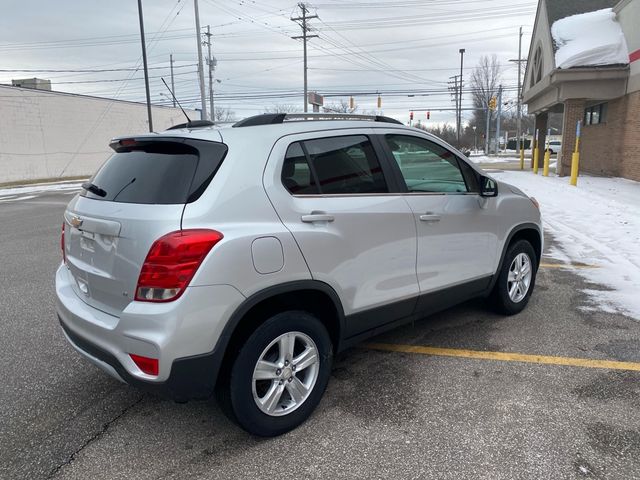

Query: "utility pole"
left=516, top=27, right=522, bottom=154
left=291, top=3, right=318, bottom=113
left=458, top=48, right=465, bottom=148
left=510, top=27, right=526, bottom=154
left=204, top=25, right=215, bottom=121
left=136, top=0, right=153, bottom=132
left=448, top=75, right=460, bottom=137
left=169, top=53, right=176, bottom=107
left=193, top=0, right=207, bottom=120
left=496, top=84, right=503, bottom=153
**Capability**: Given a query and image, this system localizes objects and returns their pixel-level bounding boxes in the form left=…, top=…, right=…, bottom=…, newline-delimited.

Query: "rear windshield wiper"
left=81, top=182, right=107, bottom=198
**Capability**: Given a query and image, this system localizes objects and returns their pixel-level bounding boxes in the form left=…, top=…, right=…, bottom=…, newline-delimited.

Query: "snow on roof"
left=551, top=8, right=629, bottom=69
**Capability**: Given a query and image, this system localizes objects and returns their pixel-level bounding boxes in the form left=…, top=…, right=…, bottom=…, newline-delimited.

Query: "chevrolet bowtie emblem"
left=70, top=215, right=83, bottom=228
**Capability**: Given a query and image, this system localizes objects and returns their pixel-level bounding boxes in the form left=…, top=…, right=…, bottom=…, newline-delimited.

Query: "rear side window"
left=82, top=139, right=227, bottom=204
left=282, top=142, right=319, bottom=194
left=285, top=135, right=388, bottom=195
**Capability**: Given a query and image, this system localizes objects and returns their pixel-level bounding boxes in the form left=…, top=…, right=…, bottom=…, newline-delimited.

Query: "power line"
left=0, top=64, right=196, bottom=74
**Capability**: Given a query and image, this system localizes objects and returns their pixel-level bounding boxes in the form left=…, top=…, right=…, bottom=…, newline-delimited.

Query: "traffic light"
left=377, top=94, right=382, bottom=109
left=488, top=97, right=497, bottom=111
left=409, top=111, right=414, bottom=121
left=426, top=111, right=430, bottom=120
left=349, top=96, right=355, bottom=109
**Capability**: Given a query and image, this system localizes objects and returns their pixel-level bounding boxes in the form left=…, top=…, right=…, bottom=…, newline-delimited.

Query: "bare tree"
left=322, top=99, right=357, bottom=114
left=264, top=104, right=300, bottom=114
left=214, top=107, right=236, bottom=123
left=470, top=54, right=501, bottom=131
left=416, top=123, right=457, bottom=145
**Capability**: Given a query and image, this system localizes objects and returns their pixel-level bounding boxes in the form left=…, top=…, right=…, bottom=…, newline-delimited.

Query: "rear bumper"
left=59, top=317, right=221, bottom=400
left=55, top=264, right=245, bottom=400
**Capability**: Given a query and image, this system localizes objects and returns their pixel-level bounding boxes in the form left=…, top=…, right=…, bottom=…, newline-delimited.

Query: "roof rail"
left=167, top=120, right=215, bottom=130
left=232, top=113, right=403, bottom=128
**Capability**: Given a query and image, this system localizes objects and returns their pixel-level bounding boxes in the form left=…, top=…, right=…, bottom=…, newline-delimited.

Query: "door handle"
left=301, top=212, right=335, bottom=223
left=419, top=213, right=441, bottom=223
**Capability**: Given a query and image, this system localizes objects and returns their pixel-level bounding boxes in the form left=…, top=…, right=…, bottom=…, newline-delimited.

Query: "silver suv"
left=56, top=113, right=542, bottom=436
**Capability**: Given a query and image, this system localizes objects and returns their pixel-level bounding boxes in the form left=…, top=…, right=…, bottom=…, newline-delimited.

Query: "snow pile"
left=0, top=180, right=83, bottom=197
left=468, top=155, right=521, bottom=164
left=493, top=171, right=640, bottom=319
left=551, top=8, right=629, bottom=69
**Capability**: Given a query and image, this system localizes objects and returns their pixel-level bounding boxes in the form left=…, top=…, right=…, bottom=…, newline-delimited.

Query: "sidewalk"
left=493, top=170, right=640, bottom=320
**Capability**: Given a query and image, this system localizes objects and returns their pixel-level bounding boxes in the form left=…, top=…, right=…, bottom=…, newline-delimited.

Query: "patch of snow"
left=552, top=8, right=629, bottom=69
left=493, top=171, right=640, bottom=320
left=0, top=182, right=84, bottom=197
left=469, top=155, right=521, bottom=164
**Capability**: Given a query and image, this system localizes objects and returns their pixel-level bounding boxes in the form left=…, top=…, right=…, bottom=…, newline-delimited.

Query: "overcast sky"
left=0, top=0, right=537, bottom=124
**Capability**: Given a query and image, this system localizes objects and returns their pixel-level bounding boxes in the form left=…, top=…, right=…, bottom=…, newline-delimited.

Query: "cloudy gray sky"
left=0, top=0, right=537, bottom=124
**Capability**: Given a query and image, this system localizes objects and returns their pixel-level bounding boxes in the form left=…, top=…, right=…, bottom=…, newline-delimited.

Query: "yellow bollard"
left=533, top=147, right=539, bottom=174
left=543, top=149, right=550, bottom=176
left=570, top=120, right=581, bottom=186
left=570, top=152, right=580, bottom=186
left=519, top=147, right=525, bottom=170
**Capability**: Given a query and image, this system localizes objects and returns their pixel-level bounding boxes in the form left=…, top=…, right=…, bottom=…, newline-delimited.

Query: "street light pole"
left=136, top=0, right=153, bottom=132
left=516, top=26, right=523, bottom=154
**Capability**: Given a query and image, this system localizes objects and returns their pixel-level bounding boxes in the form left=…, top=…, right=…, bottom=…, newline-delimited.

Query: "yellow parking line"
left=365, top=343, right=640, bottom=372
left=539, top=262, right=598, bottom=269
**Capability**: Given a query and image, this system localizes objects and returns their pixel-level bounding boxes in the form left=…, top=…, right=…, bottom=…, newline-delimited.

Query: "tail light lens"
left=129, top=354, right=159, bottom=376
left=61, top=222, right=66, bottom=264
left=135, top=229, right=223, bottom=302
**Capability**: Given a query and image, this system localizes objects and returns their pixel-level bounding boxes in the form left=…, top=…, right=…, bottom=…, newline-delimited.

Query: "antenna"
left=162, top=78, right=191, bottom=123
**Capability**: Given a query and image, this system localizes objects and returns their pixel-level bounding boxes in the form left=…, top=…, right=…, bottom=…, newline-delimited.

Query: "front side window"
left=385, top=135, right=468, bottom=193
left=282, top=135, right=388, bottom=195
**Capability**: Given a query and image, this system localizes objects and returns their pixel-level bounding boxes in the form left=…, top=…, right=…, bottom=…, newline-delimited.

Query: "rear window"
left=82, top=139, right=227, bottom=204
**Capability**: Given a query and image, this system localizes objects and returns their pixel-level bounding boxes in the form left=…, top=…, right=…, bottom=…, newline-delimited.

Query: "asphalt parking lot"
left=1, top=190, right=639, bottom=480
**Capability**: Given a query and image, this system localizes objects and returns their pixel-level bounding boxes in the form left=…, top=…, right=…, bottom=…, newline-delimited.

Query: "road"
left=1, top=189, right=639, bottom=480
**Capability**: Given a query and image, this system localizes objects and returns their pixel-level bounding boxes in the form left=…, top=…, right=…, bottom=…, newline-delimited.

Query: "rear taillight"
left=135, top=229, right=223, bottom=302
left=129, top=354, right=159, bottom=376
left=61, top=222, right=66, bottom=264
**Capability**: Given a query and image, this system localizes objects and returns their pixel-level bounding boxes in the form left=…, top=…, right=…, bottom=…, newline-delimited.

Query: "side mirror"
left=480, top=176, right=498, bottom=197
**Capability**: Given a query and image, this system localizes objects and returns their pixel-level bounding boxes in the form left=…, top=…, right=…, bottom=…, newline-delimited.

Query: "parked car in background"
left=548, top=140, right=562, bottom=154
left=56, top=113, right=543, bottom=437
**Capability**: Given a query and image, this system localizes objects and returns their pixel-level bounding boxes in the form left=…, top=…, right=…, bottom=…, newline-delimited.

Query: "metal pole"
left=137, top=0, right=153, bottom=132
left=169, top=53, right=175, bottom=107
left=292, top=3, right=317, bottom=113
left=485, top=108, right=491, bottom=154
left=205, top=25, right=214, bottom=121
left=302, top=5, right=308, bottom=112
left=194, top=0, right=207, bottom=120
left=458, top=48, right=465, bottom=147
left=496, top=85, right=503, bottom=153
left=516, top=26, right=523, bottom=154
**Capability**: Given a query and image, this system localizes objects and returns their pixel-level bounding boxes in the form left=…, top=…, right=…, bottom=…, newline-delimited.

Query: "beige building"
left=0, top=84, right=191, bottom=184
left=523, top=0, right=640, bottom=181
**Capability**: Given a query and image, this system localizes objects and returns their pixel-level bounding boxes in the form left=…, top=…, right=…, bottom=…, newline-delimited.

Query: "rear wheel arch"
left=215, top=281, right=344, bottom=384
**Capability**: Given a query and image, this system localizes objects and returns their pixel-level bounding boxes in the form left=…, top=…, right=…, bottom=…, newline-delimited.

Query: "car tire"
left=221, top=311, right=333, bottom=437
left=490, top=240, right=537, bottom=315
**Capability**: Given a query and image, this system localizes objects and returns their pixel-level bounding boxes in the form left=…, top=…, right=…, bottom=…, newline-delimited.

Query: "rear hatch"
left=63, top=136, right=227, bottom=317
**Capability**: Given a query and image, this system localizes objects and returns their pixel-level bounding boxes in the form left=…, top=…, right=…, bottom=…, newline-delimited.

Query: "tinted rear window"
left=82, top=140, right=227, bottom=204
